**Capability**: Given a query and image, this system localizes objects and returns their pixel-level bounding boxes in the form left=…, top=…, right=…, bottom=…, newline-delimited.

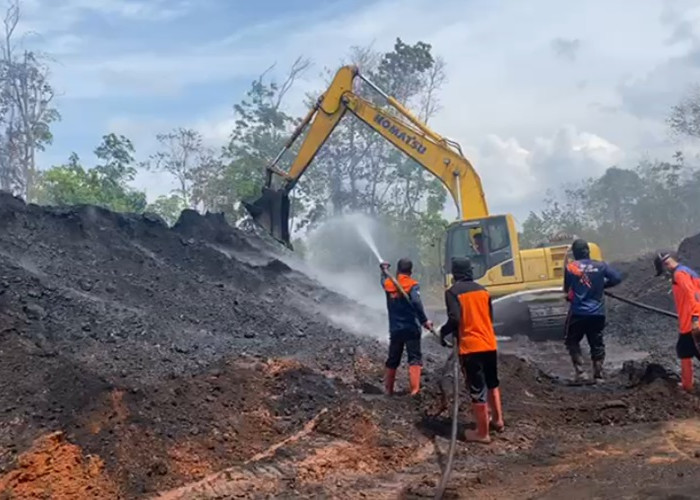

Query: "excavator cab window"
left=444, top=216, right=513, bottom=280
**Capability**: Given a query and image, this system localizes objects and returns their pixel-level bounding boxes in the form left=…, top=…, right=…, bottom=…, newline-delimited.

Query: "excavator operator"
left=654, top=251, right=700, bottom=392
left=380, top=258, right=433, bottom=397
left=472, top=232, right=486, bottom=255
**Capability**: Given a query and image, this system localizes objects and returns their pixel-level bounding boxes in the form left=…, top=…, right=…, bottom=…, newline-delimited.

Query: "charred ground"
left=0, top=193, right=699, bottom=499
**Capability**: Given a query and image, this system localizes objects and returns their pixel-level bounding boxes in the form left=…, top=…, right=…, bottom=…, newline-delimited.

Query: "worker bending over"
left=654, top=252, right=700, bottom=392
left=380, top=258, right=433, bottom=396
left=564, top=239, right=622, bottom=381
left=440, top=257, right=503, bottom=443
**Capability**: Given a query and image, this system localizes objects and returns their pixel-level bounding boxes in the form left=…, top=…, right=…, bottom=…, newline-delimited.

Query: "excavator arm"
left=243, top=65, right=488, bottom=246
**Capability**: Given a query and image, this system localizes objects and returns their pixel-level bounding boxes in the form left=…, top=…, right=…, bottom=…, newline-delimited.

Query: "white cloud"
left=465, top=126, right=622, bottom=219
left=21, top=0, right=195, bottom=33
left=25, top=0, right=700, bottom=217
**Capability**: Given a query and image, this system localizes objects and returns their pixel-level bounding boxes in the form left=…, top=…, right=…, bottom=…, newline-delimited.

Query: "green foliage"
left=298, top=38, right=448, bottom=229
left=146, top=194, right=187, bottom=226
left=520, top=154, right=700, bottom=259
left=282, top=39, right=450, bottom=287
left=217, top=73, right=302, bottom=223
left=35, top=134, right=146, bottom=213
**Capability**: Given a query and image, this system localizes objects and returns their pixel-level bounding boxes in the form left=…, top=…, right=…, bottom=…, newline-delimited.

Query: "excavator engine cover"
left=243, top=187, right=292, bottom=248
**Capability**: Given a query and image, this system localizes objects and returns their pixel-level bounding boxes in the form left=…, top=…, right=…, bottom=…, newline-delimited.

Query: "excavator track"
left=492, top=288, right=568, bottom=341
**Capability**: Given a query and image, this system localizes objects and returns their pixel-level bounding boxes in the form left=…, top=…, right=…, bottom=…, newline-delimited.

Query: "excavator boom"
left=244, top=65, right=607, bottom=342
left=244, top=65, right=488, bottom=246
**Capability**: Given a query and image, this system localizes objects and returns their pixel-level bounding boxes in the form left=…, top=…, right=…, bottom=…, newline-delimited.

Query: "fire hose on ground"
left=604, top=290, right=678, bottom=319
left=380, top=270, right=458, bottom=500
left=431, top=290, right=677, bottom=499
left=381, top=271, right=677, bottom=499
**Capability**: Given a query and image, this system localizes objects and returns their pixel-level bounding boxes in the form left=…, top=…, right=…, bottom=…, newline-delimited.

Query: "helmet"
left=451, top=257, right=473, bottom=280
left=653, top=252, right=672, bottom=277
left=571, top=239, right=590, bottom=260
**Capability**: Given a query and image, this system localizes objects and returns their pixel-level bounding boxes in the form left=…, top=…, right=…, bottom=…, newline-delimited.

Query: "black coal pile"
left=605, top=232, right=700, bottom=362
left=678, top=232, right=700, bottom=271
left=0, top=193, right=388, bottom=486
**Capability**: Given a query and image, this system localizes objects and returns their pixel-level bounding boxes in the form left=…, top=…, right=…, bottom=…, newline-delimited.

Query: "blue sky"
left=18, top=0, right=700, bottom=220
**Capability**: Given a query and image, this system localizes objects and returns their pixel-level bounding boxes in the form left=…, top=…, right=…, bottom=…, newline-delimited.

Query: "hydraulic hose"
left=434, top=336, right=460, bottom=500
left=604, top=290, right=678, bottom=319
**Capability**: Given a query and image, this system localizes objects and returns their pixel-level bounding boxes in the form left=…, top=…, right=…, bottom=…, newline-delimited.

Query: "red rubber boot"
left=409, top=365, right=421, bottom=396
left=487, top=388, right=505, bottom=432
left=384, top=368, right=397, bottom=395
left=464, top=403, right=491, bottom=443
left=681, top=359, right=693, bottom=392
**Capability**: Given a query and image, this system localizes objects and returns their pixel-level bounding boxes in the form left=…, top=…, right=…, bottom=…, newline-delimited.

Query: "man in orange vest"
left=654, top=251, right=700, bottom=392
left=440, top=257, right=503, bottom=443
left=380, top=258, right=433, bottom=396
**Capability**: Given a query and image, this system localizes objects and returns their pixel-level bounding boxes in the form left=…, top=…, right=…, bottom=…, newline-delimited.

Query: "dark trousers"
left=676, top=333, right=700, bottom=360
left=386, top=329, right=422, bottom=369
left=565, top=314, right=606, bottom=361
left=460, top=350, right=499, bottom=403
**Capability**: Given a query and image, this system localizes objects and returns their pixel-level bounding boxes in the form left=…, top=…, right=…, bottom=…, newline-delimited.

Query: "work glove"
left=439, top=326, right=454, bottom=348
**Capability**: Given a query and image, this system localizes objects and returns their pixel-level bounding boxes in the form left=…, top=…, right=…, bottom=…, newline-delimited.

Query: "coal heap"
left=0, top=192, right=388, bottom=494
left=606, top=231, right=700, bottom=357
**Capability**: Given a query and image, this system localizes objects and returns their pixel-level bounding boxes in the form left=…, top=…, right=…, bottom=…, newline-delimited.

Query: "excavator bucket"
left=243, top=187, right=292, bottom=248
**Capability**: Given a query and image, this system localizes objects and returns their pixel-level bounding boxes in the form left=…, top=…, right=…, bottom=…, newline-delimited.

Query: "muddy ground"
left=1, top=192, right=700, bottom=499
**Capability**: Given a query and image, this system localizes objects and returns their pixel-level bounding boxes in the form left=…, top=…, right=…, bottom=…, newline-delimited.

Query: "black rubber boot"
left=593, top=359, right=604, bottom=381
left=572, top=354, right=587, bottom=381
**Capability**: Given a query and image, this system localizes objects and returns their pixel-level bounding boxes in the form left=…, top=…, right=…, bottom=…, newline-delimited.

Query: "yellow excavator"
left=244, top=65, right=603, bottom=339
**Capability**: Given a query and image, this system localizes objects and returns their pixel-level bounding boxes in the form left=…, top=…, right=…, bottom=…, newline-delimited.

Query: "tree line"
left=5, top=0, right=700, bottom=284
left=519, top=107, right=700, bottom=258
left=4, top=0, right=451, bottom=289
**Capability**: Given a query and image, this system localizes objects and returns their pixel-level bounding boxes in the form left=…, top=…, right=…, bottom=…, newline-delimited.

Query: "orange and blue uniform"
left=382, top=273, right=427, bottom=369
left=440, top=261, right=499, bottom=403
left=671, top=265, right=700, bottom=360
left=563, top=258, right=622, bottom=363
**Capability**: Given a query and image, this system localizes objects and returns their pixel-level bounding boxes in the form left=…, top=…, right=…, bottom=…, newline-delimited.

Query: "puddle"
left=499, top=336, right=649, bottom=379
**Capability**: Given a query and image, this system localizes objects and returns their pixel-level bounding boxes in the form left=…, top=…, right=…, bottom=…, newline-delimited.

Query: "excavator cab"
left=444, top=215, right=518, bottom=291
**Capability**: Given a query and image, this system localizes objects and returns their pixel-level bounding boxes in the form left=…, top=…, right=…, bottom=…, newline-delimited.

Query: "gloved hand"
left=423, top=320, right=434, bottom=331
left=379, top=262, right=390, bottom=272
left=439, top=326, right=454, bottom=348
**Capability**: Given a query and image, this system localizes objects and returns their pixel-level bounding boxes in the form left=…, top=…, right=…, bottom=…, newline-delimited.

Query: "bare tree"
left=0, top=0, right=59, bottom=199
left=419, top=56, right=446, bottom=124
left=274, top=56, right=312, bottom=110
left=669, top=85, right=700, bottom=139
left=147, top=128, right=204, bottom=207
